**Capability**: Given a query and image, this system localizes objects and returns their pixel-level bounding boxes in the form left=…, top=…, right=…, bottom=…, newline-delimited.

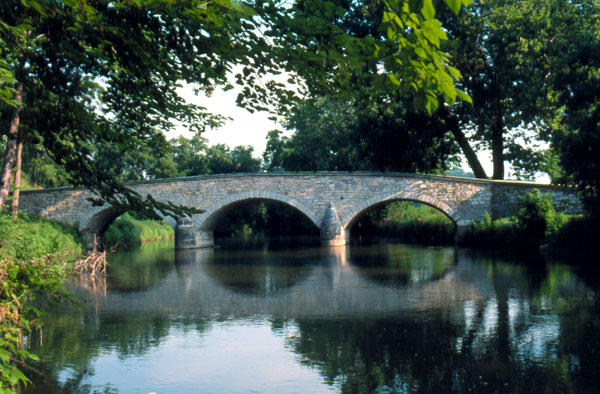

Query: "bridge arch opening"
left=347, top=199, right=457, bottom=246
left=199, top=198, right=320, bottom=248
left=84, top=208, right=175, bottom=249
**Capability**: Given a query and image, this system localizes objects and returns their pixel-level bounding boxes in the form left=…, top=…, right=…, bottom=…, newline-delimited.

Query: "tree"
left=256, top=0, right=479, bottom=178
left=205, top=144, right=262, bottom=174
left=260, top=0, right=600, bottom=182
left=549, top=0, right=600, bottom=216
left=170, top=134, right=211, bottom=177
left=0, top=0, right=279, bottom=217
left=256, top=0, right=471, bottom=115
left=263, top=94, right=459, bottom=172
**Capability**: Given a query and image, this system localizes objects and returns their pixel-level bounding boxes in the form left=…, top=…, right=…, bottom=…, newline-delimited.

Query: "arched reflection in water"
left=196, top=248, right=318, bottom=295
left=23, top=242, right=600, bottom=394
left=349, top=244, right=456, bottom=286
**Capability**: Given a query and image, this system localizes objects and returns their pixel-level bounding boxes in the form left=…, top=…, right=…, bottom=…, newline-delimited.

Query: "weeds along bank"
left=0, top=213, right=83, bottom=261
left=0, top=213, right=83, bottom=393
left=0, top=211, right=172, bottom=393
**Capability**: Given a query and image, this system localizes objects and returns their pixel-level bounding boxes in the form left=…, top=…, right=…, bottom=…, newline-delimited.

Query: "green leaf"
left=421, top=0, right=435, bottom=20
left=456, top=89, right=473, bottom=104
left=0, top=348, right=10, bottom=363
left=444, top=0, right=461, bottom=14
left=447, top=65, right=462, bottom=80
left=424, top=93, right=438, bottom=114
left=413, top=92, right=425, bottom=109
left=387, top=73, right=401, bottom=85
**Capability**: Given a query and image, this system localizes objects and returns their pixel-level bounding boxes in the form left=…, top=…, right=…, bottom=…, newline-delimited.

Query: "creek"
left=24, top=239, right=600, bottom=393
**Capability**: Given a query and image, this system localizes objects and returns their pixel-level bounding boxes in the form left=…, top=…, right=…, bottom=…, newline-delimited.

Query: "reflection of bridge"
left=17, top=172, right=580, bottom=248
left=72, top=246, right=491, bottom=318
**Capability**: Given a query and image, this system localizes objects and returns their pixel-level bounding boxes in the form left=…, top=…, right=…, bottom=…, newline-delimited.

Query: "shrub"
left=552, top=215, right=598, bottom=253
left=460, top=189, right=567, bottom=250
left=516, top=189, right=566, bottom=245
left=460, top=212, right=521, bottom=249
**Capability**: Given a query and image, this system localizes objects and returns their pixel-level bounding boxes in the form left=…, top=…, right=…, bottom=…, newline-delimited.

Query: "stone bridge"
left=16, top=172, right=580, bottom=248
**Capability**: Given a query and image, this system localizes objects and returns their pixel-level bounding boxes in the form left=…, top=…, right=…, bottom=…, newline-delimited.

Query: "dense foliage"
left=351, top=201, right=455, bottom=245
left=549, top=1, right=600, bottom=217
left=263, top=96, right=460, bottom=173
left=1, top=0, right=474, bottom=219
left=0, top=0, right=281, bottom=217
left=0, top=258, right=74, bottom=393
left=213, top=200, right=319, bottom=238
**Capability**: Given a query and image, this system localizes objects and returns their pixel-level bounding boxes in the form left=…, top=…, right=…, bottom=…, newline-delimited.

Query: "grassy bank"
left=0, top=212, right=84, bottom=261
left=378, top=202, right=455, bottom=245
left=0, top=212, right=81, bottom=393
left=104, top=212, right=174, bottom=247
left=354, top=201, right=456, bottom=245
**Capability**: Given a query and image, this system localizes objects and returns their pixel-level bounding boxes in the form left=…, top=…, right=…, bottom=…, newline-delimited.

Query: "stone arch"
left=196, top=191, right=321, bottom=232
left=80, top=207, right=123, bottom=248
left=342, top=190, right=456, bottom=230
left=81, top=207, right=176, bottom=249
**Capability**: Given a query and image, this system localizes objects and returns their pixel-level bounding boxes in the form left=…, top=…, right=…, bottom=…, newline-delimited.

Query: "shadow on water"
left=175, top=245, right=321, bottom=296
left=213, top=234, right=321, bottom=251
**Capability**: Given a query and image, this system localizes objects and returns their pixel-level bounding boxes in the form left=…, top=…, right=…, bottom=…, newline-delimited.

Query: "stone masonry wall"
left=16, top=172, right=581, bottom=247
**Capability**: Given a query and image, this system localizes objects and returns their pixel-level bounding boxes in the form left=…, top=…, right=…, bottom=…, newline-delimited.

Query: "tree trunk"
left=0, top=82, right=24, bottom=209
left=440, top=107, right=489, bottom=179
left=11, top=140, right=23, bottom=220
left=491, top=114, right=505, bottom=180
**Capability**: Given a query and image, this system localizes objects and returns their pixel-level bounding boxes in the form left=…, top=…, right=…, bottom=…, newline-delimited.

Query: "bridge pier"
left=175, top=217, right=214, bottom=249
left=320, top=201, right=349, bottom=246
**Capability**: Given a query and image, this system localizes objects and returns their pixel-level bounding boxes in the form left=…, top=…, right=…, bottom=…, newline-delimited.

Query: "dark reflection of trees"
left=289, top=315, right=575, bottom=394
left=105, top=241, right=175, bottom=292
left=202, top=248, right=317, bottom=295
left=349, top=244, right=455, bottom=286
left=287, top=254, right=600, bottom=394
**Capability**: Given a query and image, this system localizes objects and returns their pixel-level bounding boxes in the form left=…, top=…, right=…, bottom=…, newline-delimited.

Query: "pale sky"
left=170, top=84, right=549, bottom=183
left=170, top=83, right=284, bottom=158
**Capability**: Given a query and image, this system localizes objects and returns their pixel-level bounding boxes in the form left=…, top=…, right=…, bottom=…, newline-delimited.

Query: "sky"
left=170, top=83, right=284, bottom=158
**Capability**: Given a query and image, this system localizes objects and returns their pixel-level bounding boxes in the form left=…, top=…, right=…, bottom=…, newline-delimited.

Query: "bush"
left=516, top=189, right=567, bottom=245
left=0, top=212, right=78, bottom=393
left=460, top=213, right=521, bottom=249
left=552, top=215, right=599, bottom=254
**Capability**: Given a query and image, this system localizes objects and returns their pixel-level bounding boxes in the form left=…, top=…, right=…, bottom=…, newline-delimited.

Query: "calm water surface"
left=25, top=240, right=600, bottom=393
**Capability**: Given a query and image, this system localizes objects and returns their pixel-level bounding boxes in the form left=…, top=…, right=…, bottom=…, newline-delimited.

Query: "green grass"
left=104, top=212, right=174, bottom=247
left=0, top=212, right=84, bottom=261
left=376, top=201, right=456, bottom=245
